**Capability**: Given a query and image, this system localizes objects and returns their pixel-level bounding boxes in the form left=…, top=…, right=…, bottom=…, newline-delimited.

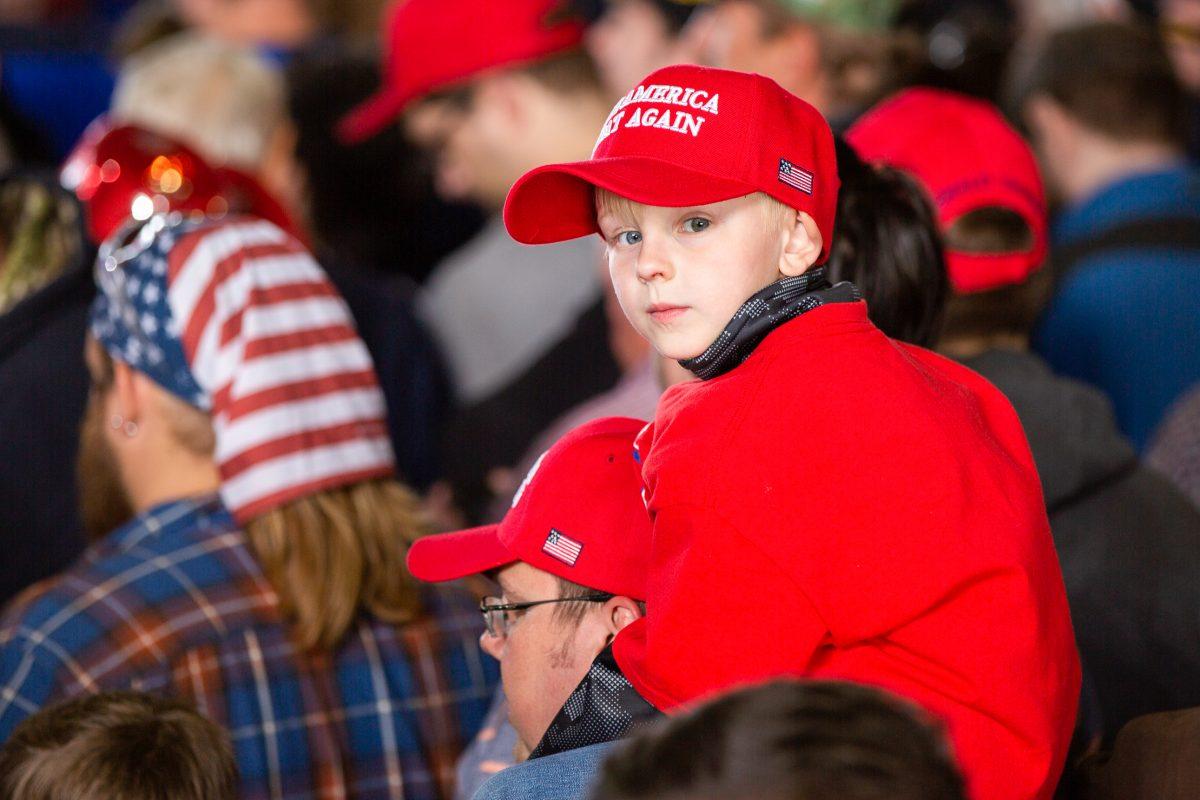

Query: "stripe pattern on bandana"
left=89, top=214, right=395, bottom=523
left=679, top=267, right=861, bottom=380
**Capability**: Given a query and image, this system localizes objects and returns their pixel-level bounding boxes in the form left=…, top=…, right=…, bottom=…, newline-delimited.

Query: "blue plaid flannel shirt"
left=0, top=495, right=498, bottom=800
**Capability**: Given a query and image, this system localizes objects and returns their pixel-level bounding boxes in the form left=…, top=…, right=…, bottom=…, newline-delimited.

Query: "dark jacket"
left=963, top=349, right=1200, bottom=740
left=0, top=258, right=92, bottom=604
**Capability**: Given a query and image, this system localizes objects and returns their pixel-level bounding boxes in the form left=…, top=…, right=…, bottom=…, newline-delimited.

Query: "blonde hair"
left=594, top=189, right=794, bottom=235
left=153, top=382, right=425, bottom=652
left=111, top=32, right=285, bottom=169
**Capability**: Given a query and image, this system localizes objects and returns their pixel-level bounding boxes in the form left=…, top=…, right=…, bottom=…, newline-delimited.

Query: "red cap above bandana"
left=845, top=88, right=1049, bottom=294
left=406, top=416, right=651, bottom=600
left=337, top=0, right=585, bottom=143
left=62, top=120, right=300, bottom=246
left=503, top=64, right=840, bottom=264
left=90, top=215, right=393, bottom=523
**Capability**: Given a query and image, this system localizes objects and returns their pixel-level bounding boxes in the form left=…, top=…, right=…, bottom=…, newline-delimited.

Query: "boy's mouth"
left=647, top=303, right=689, bottom=324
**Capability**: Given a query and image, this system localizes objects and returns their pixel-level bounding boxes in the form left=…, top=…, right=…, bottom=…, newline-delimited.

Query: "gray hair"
left=111, top=32, right=286, bottom=170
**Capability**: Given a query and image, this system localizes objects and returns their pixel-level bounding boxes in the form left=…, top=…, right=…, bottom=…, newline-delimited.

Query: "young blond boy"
left=503, top=64, right=1081, bottom=800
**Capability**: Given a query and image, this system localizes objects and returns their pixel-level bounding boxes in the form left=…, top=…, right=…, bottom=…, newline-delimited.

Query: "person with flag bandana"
left=0, top=213, right=498, bottom=800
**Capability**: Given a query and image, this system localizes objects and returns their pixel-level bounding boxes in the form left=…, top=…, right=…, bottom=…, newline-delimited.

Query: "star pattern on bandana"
left=89, top=216, right=208, bottom=408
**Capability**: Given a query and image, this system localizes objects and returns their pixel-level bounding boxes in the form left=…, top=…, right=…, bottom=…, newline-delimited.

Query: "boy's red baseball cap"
left=337, top=0, right=585, bottom=144
left=845, top=87, right=1048, bottom=294
left=503, top=65, right=840, bottom=263
left=406, top=417, right=651, bottom=599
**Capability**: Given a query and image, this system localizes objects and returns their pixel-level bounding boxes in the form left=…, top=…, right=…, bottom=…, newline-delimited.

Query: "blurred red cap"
left=846, top=87, right=1048, bottom=294
left=337, top=0, right=585, bottom=144
left=406, top=417, right=651, bottom=599
left=503, top=64, right=839, bottom=263
left=61, top=119, right=300, bottom=245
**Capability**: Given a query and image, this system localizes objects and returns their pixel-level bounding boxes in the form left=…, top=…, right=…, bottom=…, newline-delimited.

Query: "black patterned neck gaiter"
left=679, top=267, right=861, bottom=380
left=528, top=645, right=662, bottom=760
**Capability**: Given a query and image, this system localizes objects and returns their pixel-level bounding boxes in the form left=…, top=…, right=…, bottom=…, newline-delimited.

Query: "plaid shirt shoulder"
left=0, top=497, right=498, bottom=800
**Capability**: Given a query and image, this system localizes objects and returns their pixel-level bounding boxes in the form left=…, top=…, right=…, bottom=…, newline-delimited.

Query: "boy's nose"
left=635, top=237, right=675, bottom=284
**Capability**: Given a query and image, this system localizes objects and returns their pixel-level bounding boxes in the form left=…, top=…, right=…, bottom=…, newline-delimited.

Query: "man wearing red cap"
left=406, top=417, right=658, bottom=799
left=848, top=86, right=1200, bottom=745
left=341, top=0, right=623, bottom=523
left=503, top=64, right=1080, bottom=800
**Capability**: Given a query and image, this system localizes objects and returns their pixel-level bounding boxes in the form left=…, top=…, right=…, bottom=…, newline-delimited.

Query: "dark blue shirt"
left=1034, top=163, right=1200, bottom=450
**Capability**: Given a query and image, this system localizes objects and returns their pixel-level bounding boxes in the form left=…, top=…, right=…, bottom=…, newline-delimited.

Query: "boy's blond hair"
left=594, top=189, right=795, bottom=237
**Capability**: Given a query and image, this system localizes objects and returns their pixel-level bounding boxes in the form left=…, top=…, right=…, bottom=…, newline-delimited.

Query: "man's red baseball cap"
left=337, top=0, right=585, bottom=144
left=845, top=87, right=1048, bottom=294
left=406, top=417, right=651, bottom=599
left=503, top=65, right=840, bottom=263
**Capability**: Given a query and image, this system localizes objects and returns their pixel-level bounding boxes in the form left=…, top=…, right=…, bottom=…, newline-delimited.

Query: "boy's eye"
left=616, top=230, right=643, bottom=246
left=682, top=217, right=710, bottom=233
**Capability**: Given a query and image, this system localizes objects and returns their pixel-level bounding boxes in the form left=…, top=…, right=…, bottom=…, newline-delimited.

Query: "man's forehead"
left=497, top=561, right=556, bottom=598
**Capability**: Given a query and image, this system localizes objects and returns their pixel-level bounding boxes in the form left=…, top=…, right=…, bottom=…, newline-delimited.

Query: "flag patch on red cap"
left=543, top=529, right=583, bottom=566
left=778, top=158, right=814, bottom=194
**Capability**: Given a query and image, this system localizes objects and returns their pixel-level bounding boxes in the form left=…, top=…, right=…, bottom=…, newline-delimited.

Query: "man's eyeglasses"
left=479, top=594, right=613, bottom=639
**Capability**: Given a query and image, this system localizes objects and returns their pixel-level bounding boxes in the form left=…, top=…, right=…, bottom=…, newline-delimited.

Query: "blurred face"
left=599, top=194, right=794, bottom=360
left=172, top=0, right=317, bottom=47
left=688, top=1, right=826, bottom=109
left=404, top=86, right=521, bottom=209
left=479, top=563, right=608, bottom=753
left=1163, top=0, right=1200, bottom=95
left=586, top=0, right=678, bottom=98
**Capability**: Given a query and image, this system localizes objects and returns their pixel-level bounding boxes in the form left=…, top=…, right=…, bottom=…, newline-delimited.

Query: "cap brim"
left=336, top=86, right=409, bottom=145
left=406, top=524, right=517, bottom=583
left=504, top=156, right=759, bottom=245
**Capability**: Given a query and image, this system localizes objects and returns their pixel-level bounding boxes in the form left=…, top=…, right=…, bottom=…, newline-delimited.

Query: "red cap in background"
left=337, top=0, right=586, bottom=144
left=845, top=87, right=1048, bottom=294
left=406, top=417, right=652, bottom=599
left=503, top=65, right=840, bottom=263
left=61, top=120, right=300, bottom=245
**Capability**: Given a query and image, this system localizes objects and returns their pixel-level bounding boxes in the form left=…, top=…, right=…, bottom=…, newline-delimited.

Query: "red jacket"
left=613, top=301, right=1080, bottom=800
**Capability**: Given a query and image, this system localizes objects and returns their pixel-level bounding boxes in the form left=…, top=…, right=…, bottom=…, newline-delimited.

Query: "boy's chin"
left=648, top=335, right=708, bottom=363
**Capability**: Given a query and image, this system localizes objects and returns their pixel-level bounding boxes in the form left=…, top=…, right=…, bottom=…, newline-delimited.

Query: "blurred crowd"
left=0, top=0, right=1197, bottom=799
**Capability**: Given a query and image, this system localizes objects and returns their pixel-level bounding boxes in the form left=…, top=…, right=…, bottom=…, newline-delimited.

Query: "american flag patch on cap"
left=778, top=158, right=814, bottom=194
left=543, top=529, right=583, bottom=566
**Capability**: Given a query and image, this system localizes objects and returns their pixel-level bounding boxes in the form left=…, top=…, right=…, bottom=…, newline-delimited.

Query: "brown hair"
left=940, top=207, right=1052, bottom=340
left=553, top=576, right=645, bottom=627
left=94, top=347, right=427, bottom=652
left=592, top=680, right=966, bottom=800
left=244, top=478, right=426, bottom=651
left=1026, top=21, right=1187, bottom=146
left=0, top=691, right=237, bottom=800
left=516, top=48, right=603, bottom=96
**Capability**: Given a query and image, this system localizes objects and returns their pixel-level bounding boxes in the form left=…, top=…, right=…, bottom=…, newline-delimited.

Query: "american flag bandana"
left=89, top=214, right=395, bottom=522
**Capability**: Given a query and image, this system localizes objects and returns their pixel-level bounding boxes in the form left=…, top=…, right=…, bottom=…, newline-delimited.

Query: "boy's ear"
left=779, top=211, right=823, bottom=277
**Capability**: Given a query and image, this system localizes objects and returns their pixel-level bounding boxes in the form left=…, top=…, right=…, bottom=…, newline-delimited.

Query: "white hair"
left=111, top=33, right=286, bottom=170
